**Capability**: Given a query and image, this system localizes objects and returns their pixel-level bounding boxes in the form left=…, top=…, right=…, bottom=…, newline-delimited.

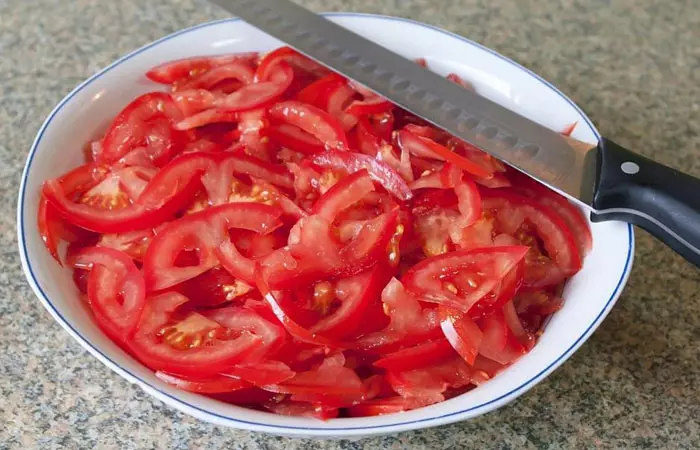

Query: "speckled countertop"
left=1, top=0, right=699, bottom=448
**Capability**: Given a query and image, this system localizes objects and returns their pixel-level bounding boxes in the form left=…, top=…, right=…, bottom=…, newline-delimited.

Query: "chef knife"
left=211, top=0, right=700, bottom=267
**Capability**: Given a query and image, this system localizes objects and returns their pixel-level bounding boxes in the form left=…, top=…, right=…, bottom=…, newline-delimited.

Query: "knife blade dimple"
left=211, top=0, right=599, bottom=205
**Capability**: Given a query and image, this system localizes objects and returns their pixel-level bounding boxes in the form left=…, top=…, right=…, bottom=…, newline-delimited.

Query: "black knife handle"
left=591, top=137, right=700, bottom=266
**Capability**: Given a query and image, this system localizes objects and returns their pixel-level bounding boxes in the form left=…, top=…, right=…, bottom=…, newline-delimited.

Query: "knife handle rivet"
left=621, top=161, right=640, bottom=175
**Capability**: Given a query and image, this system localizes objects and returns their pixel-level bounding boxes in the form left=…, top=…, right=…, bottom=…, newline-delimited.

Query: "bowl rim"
left=17, top=13, right=634, bottom=434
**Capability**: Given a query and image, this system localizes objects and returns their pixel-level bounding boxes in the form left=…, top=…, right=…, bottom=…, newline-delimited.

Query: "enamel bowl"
left=17, top=13, right=633, bottom=439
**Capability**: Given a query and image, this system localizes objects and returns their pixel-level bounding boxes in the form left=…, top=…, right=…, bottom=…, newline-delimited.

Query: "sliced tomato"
left=439, top=307, right=483, bottom=365
left=146, top=53, right=258, bottom=84
left=374, top=338, right=455, bottom=372
left=129, top=292, right=268, bottom=376
left=324, top=81, right=358, bottom=131
left=172, top=89, right=219, bottom=116
left=481, top=190, right=582, bottom=288
left=397, top=129, right=492, bottom=179
left=265, top=401, right=339, bottom=420
left=355, top=278, right=442, bottom=354
left=347, top=396, right=431, bottom=416
left=143, top=202, right=282, bottom=291
left=213, top=62, right=294, bottom=113
left=155, top=371, right=250, bottom=394
left=401, top=246, right=529, bottom=313
left=511, top=174, right=592, bottom=256
left=311, top=170, right=375, bottom=221
left=100, top=92, right=188, bottom=165
left=268, top=100, right=349, bottom=151
left=310, top=266, right=387, bottom=340
left=174, top=61, right=255, bottom=91
left=175, top=109, right=239, bottom=131
left=97, top=228, right=155, bottom=261
left=174, top=267, right=249, bottom=307
left=69, top=246, right=145, bottom=343
left=255, top=46, right=328, bottom=82
left=204, top=306, right=287, bottom=361
left=223, top=361, right=295, bottom=386
left=263, top=355, right=366, bottom=407
left=477, top=310, right=526, bottom=365
left=266, top=123, right=325, bottom=155
left=295, top=73, right=346, bottom=106
left=386, top=355, right=473, bottom=404
left=312, top=151, right=413, bottom=201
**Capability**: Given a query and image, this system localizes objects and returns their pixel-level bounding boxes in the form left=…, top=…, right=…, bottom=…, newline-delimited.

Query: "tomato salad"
left=38, top=48, right=592, bottom=419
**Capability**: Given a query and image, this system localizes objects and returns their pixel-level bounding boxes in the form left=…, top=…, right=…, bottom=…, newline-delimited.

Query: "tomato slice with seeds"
left=312, top=152, right=413, bottom=201
left=481, top=189, right=582, bottom=288
left=401, top=246, right=529, bottom=313
left=129, top=292, right=265, bottom=376
left=39, top=49, right=593, bottom=418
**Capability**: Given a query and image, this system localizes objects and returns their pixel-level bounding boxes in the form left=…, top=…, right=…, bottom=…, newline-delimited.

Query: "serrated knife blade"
left=211, top=0, right=598, bottom=206
left=209, top=0, right=700, bottom=268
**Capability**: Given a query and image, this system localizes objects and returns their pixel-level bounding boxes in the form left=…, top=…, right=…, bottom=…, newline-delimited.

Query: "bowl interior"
left=18, top=14, right=633, bottom=437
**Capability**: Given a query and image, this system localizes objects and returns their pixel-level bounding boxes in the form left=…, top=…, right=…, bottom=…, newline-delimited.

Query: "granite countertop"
left=1, top=0, right=699, bottom=448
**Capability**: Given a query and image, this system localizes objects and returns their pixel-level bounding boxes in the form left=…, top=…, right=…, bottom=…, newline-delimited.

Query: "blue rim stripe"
left=18, top=14, right=634, bottom=433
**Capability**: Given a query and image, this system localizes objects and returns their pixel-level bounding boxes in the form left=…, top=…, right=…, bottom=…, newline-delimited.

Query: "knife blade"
left=211, top=0, right=598, bottom=206
left=210, top=0, right=700, bottom=268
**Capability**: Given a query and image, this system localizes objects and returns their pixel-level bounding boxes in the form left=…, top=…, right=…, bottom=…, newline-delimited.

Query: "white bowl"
left=17, top=13, right=633, bottom=439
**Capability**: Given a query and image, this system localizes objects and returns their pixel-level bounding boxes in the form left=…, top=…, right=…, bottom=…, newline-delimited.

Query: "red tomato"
left=401, top=246, right=529, bottom=313
left=129, top=292, right=267, bottom=376
left=174, top=61, right=255, bottom=91
left=397, top=129, right=492, bottom=179
left=312, top=151, right=413, bottom=201
left=355, top=278, right=442, bottom=354
left=214, top=62, right=294, bottom=113
left=266, top=123, right=325, bottom=155
left=155, top=371, right=250, bottom=394
left=268, top=101, right=349, bottom=151
left=146, top=53, right=258, bottom=84
left=100, top=92, right=189, bottom=165
left=439, top=307, right=483, bottom=365
left=69, top=246, right=145, bottom=343
left=143, top=202, right=282, bottom=291
left=255, top=46, right=328, bottom=82
left=510, top=174, right=592, bottom=256
left=373, top=339, right=456, bottom=372
left=37, top=49, right=593, bottom=418
left=481, top=189, right=582, bottom=288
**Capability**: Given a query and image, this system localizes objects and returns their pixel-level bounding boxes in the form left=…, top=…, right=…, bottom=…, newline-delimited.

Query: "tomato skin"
left=397, top=129, right=492, bottom=179
left=155, top=371, right=251, bottom=394
left=311, top=170, right=375, bottom=221
left=255, top=46, right=328, bottom=82
left=70, top=246, right=146, bottom=343
left=439, top=307, right=483, bottom=365
left=146, top=53, right=258, bottom=84
left=266, top=123, right=325, bottom=155
left=143, top=202, right=283, bottom=291
left=312, top=152, right=413, bottom=201
left=480, top=189, right=582, bottom=288
left=511, top=174, right=592, bottom=256
left=347, top=396, right=430, bottom=416
left=402, top=246, right=529, bottom=313
left=129, top=292, right=264, bottom=377
left=373, top=339, right=456, bottom=372
left=100, top=92, right=188, bottom=165
left=268, top=101, right=349, bottom=151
